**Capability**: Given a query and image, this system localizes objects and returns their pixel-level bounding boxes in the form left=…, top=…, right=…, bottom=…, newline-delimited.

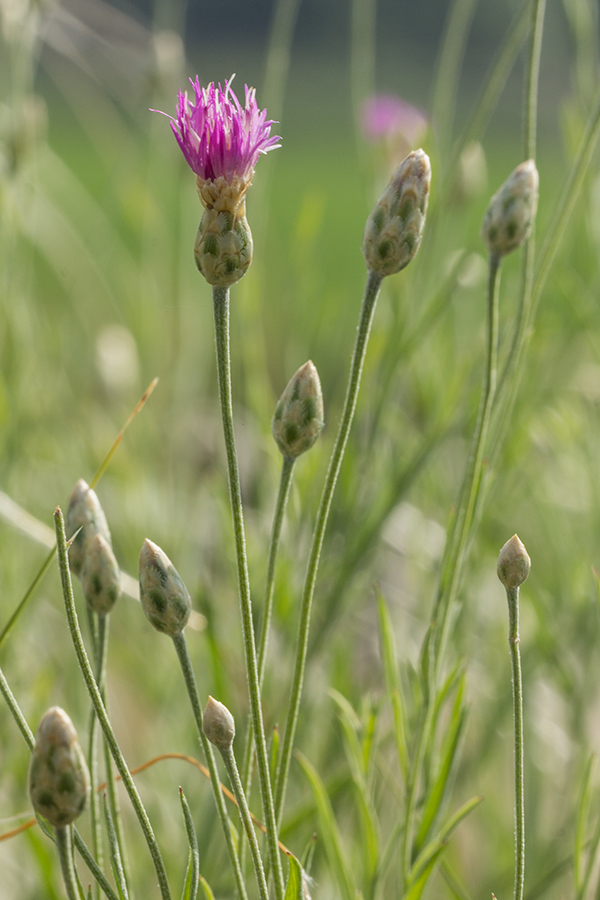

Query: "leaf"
left=179, top=788, right=199, bottom=900
left=377, top=592, right=408, bottom=780
left=198, top=876, right=216, bottom=900
left=284, top=851, right=304, bottom=900
left=297, top=751, right=357, bottom=900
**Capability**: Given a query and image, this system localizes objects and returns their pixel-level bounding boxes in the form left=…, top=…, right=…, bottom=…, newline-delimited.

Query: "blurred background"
left=2, top=0, right=600, bottom=898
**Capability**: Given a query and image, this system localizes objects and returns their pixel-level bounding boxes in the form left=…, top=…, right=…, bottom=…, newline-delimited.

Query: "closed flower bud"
left=81, top=534, right=121, bottom=616
left=481, top=159, right=538, bottom=257
left=29, top=707, right=90, bottom=827
left=203, top=696, right=235, bottom=752
left=362, top=148, right=431, bottom=277
left=272, top=360, right=324, bottom=459
left=139, top=539, right=191, bottom=636
left=65, top=479, right=111, bottom=577
left=497, top=534, right=531, bottom=590
left=193, top=179, right=253, bottom=286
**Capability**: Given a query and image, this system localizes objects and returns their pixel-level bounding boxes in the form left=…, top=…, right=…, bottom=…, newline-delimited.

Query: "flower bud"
left=81, top=534, right=121, bottom=616
left=65, top=479, right=111, bottom=577
left=29, top=707, right=90, bottom=827
left=272, top=361, right=324, bottom=459
left=193, top=176, right=253, bottom=286
left=481, top=159, right=539, bottom=257
left=497, top=534, right=531, bottom=590
left=203, top=696, right=235, bottom=752
left=362, top=148, right=431, bottom=277
left=139, top=539, right=191, bottom=636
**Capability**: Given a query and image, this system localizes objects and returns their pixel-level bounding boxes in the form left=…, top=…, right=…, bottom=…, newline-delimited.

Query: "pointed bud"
left=481, top=159, right=539, bottom=257
left=272, top=361, right=325, bottom=459
left=497, top=534, right=531, bottom=590
left=193, top=177, right=253, bottom=286
left=362, top=148, right=431, bottom=277
left=65, top=479, right=111, bottom=577
left=29, top=707, right=90, bottom=827
left=139, top=539, right=191, bottom=636
left=81, top=534, right=121, bottom=616
left=203, top=696, right=235, bottom=752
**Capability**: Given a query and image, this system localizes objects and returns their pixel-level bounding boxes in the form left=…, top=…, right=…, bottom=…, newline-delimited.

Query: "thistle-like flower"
left=362, top=148, right=431, bottom=277
left=156, top=77, right=280, bottom=286
left=481, top=159, right=539, bottom=258
left=81, top=533, right=121, bottom=616
left=203, top=696, right=235, bottom=752
left=65, top=479, right=111, bottom=577
left=497, top=534, right=531, bottom=590
left=272, top=360, right=324, bottom=459
left=139, top=539, right=191, bottom=636
left=29, top=707, right=90, bottom=828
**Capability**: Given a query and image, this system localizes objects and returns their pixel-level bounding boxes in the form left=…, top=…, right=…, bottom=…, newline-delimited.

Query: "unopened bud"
left=203, top=696, right=235, bottom=751
left=272, top=361, right=324, bottom=459
left=65, top=479, right=111, bottom=577
left=29, top=707, right=90, bottom=827
left=194, top=176, right=253, bottom=286
left=362, top=148, right=431, bottom=277
left=481, top=159, right=538, bottom=257
left=497, top=534, right=531, bottom=590
left=139, top=539, right=191, bottom=636
left=81, top=534, right=121, bottom=615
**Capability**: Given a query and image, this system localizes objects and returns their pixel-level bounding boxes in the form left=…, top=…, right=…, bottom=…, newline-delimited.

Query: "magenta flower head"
left=157, top=76, right=281, bottom=286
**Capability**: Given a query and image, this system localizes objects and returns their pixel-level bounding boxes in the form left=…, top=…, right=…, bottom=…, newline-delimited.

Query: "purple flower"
left=157, top=76, right=281, bottom=183
left=361, top=94, right=428, bottom=146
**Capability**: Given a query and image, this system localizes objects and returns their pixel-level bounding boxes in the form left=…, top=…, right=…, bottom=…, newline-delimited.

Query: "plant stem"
left=55, top=826, right=79, bottom=900
left=274, top=269, right=383, bottom=821
left=171, top=631, right=249, bottom=900
left=221, top=745, right=269, bottom=900
left=506, top=585, right=525, bottom=900
left=240, top=455, right=295, bottom=801
left=212, top=285, right=285, bottom=900
left=54, top=507, right=172, bottom=900
left=432, top=252, right=502, bottom=674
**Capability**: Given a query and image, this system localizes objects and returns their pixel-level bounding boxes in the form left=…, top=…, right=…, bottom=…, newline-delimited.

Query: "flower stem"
left=240, top=456, right=295, bottom=802
left=506, top=585, right=525, bottom=900
left=55, top=826, right=79, bottom=900
left=212, top=285, right=285, bottom=900
left=274, top=269, right=383, bottom=821
left=220, top=744, right=269, bottom=900
left=432, top=251, right=502, bottom=674
left=171, top=631, right=249, bottom=900
left=54, top=507, right=172, bottom=900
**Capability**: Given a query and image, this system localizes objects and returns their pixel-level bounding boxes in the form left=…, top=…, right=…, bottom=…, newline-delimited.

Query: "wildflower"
left=81, top=533, right=121, bottom=616
left=361, top=94, right=428, bottom=150
left=362, top=148, right=431, bottom=277
left=156, top=77, right=280, bottom=285
left=272, top=361, right=324, bottom=459
left=497, top=534, right=531, bottom=590
left=65, top=479, right=111, bottom=578
left=29, top=707, right=90, bottom=827
left=203, top=696, right=235, bottom=752
left=139, top=539, right=191, bottom=636
left=481, top=159, right=539, bottom=258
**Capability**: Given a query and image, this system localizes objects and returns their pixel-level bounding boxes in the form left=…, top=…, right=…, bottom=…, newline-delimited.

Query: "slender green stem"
left=171, top=631, right=249, bottom=900
left=55, top=826, right=79, bottom=900
left=506, top=586, right=525, bottom=900
left=274, top=269, right=383, bottom=821
left=87, top=610, right=105, bottom=899
left=523, top=0, right=546, bottom=161
left=221, top=745, right=269, bottom=900
left=54, top=508, right=172, bottom=900
left=212, top=285, right=285, bottom=900
left=433, top=252, right=502, bottom=672
left=240, top=455, right=295, bottom=801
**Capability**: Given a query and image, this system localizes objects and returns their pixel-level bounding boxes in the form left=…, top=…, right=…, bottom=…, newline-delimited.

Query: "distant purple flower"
left=156, top=77, right=281, bottom=183
left=362, top=94, right=428, bottom=146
